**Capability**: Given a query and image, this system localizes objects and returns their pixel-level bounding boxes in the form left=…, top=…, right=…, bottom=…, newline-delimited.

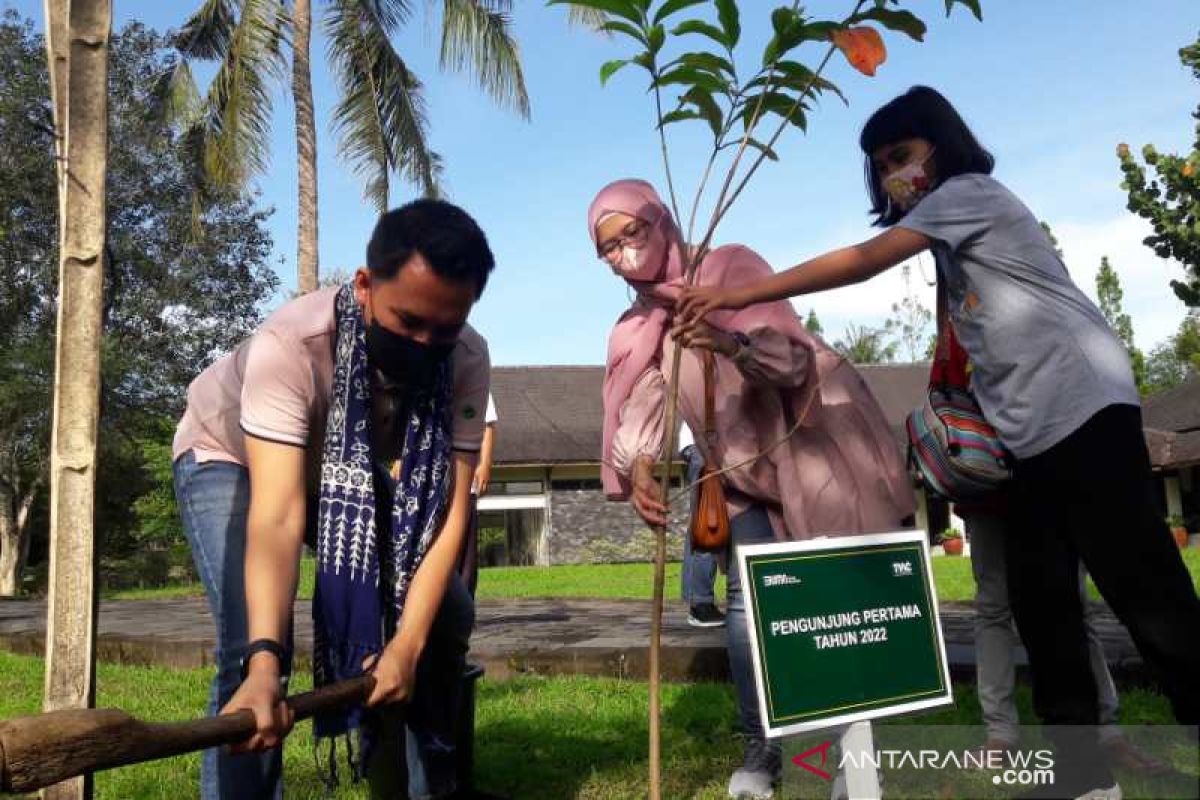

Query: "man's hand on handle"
left=221, top=651, right=294, bottom=753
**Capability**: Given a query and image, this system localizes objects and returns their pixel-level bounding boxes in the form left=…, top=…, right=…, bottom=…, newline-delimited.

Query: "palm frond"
left=361, top=0, right=417, bottom=33
left=439, top=0, right=530, bottom=119
left=201, top=0, right=288, bottom=190
left=567, top=7, right=608, bottom=30
left=327, top=0, right=442, bottom=208
left=175, top=0, right=238, bottom=60
left=151, top=57, right=203, bottom=131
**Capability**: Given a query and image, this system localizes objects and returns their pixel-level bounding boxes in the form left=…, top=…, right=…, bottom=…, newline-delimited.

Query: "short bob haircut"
left=860, top=86, right=994, bottom=227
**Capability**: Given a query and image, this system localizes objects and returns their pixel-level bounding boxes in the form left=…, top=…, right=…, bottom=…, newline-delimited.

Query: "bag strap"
left=931, top=267, right=951, bottom=387
left=702, top=348, right=717, bottom=452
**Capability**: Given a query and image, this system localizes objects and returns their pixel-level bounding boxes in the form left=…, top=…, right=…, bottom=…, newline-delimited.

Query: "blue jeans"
left=365, top=574, right=475, bottom=799
left=680, top=445, right=718, bottom=606
left=173, top=451, right=280, bottom=800
left=724, top=506, right=776, bottom=739
left=175, top=450, right=474, bottom=799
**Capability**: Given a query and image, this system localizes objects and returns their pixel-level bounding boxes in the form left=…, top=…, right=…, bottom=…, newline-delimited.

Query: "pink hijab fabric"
left=593, top=178, right=914, bottom=539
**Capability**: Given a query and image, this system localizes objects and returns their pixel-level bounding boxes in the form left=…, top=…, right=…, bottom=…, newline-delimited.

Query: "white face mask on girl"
left=883, top=149, right=936, bottom=211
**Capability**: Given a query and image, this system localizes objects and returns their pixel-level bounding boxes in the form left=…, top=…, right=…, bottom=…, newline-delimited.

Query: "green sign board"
left=738, top=530, right=952, bottom=738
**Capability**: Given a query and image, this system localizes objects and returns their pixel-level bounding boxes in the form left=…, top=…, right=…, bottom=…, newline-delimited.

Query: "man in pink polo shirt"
left=172, top=199, right=493, bottom=799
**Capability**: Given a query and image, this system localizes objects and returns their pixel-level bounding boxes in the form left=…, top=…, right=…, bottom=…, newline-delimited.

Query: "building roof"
left=489, top=362, right=1200, bottom=470
left=489, top=363, right=931, bottom=466
left=491, top=366, right=606, bottom=465
left=1142, top=377, right=1200, bottom=434
left=1144, top=427, right=1200, bottom=471
left=490, top=363, right=1200, bottom=470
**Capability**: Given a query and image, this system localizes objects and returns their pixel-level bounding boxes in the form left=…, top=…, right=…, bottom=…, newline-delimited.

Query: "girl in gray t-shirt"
left=676, top=85, right=1200, bottom=800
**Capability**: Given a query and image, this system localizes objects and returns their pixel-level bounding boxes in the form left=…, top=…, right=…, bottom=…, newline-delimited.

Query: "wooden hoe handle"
left=0, top=675, right=375, bottom=793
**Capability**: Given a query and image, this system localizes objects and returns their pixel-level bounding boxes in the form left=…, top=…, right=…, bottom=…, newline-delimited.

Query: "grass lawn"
left=106, top=548, right=1200, bottom=605
left=0, top=650, right=1192, bottom=800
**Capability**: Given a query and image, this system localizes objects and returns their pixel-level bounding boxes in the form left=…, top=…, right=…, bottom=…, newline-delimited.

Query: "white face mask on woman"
left=883, top=148, right=936, bottom=211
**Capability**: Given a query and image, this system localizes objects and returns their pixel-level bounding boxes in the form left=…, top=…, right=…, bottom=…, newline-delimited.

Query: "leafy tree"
left=165, top=0, right=530, bottom=293
left=884, top=264, right=933, bottom=362
left=1095, top=256, right=1147, bottom=389
left=834, top=323, right=896, bottom=364
left=1040, top=220, right=1064, bottom=259
left=1144, top=311, right=1200, bottom=393
left=0, top=16, right=278, bottom=594
left=804, top=308, right=823, bottom=336
left=1117, top=32, right=1200, bottom=307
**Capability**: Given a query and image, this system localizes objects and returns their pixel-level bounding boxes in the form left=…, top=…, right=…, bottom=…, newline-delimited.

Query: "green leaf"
left=632, top=51, right=656, bottom=71
left=655, top=66, right=729, bottom=94
left=849, top=8, right=927, bottom=41
left=600, top=19, right=649, bottom=44
left=772, top=60, right=847, bottom=105
left=744, top=137, right=780, bottom=161
left=599, top=58, right=630, bottom=85
left=546, top=0, right=643, bottom=25
left=943, top=0, right=982, bottom=21
left=647, top=23, right=666, bottom=54
left=802, top=21, right=841, bottom=39
left=671, top=19, right=729, bottom=48
left=652, top=0, right=707, bottom=25
left=682, top=85, right=724, bottom=139
left=763, top=8, right=810, bottom=66
left=740, top=91, right=806, bottom=132
left=670, top=51, right=736, bottom=78
left=714, top=0, right=741, bottom=48
left=659, top=108, right=703, bottom=126
left=771, top=6, right=800, bottom=35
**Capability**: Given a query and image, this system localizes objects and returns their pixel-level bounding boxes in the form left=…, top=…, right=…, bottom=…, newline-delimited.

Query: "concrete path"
left=0, top=595, right=1145, bottom=683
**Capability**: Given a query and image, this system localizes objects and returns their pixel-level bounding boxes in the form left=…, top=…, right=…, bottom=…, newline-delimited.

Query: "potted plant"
left=940, top=527, right=965, bottom=556
left=1167, top=515, right=1189, bottom=549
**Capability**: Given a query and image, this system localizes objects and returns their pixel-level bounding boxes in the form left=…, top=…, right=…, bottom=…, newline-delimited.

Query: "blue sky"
left=6, top=0, right=1198, bottom=366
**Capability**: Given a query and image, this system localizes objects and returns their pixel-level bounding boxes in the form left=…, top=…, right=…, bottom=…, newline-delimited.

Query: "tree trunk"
left=41, top=1, right=111, bottom=798
left=293, top=0, right=319, bottom=294
left=0, top=479, right=19, bottom=597
left=0, top=470, right=39, bottom=597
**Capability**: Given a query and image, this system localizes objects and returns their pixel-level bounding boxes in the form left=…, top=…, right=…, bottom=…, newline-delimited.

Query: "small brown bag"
left=690, top=350, right=730, bottom=552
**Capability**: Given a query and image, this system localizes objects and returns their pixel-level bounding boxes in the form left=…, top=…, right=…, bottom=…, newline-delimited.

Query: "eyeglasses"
left=596, top=219, right=650, bottom=260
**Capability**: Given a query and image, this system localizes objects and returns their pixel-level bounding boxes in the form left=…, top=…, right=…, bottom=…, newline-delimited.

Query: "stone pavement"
left=0, top=595, right=1146, bottom=683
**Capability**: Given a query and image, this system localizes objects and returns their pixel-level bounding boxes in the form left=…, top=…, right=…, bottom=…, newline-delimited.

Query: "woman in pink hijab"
left=591, top=178, right=914, bottom=799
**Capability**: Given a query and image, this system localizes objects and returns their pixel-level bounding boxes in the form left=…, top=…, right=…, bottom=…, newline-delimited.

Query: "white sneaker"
left=728, top=767, right=775, bottom=799
left=728, top=737, right=780, bottom=799
left=1075, top=783, right=1122, bottom=800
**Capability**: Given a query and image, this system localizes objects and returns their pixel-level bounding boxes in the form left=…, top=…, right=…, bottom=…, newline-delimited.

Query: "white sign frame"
left=737, top=529, right=953, bottom=739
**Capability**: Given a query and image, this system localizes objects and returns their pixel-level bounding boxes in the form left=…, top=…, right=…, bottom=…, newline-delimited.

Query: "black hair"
left=860, top=86, right=995, bottom=226
left=366, top=199, right=495, bottom=297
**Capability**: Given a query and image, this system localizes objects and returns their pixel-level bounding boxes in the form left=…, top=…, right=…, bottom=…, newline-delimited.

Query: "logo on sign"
left=891, top=561, right=913, bottom=577
left=791, top=741, right=835, bottom=781
left=763, top=574, right=802, bottom=588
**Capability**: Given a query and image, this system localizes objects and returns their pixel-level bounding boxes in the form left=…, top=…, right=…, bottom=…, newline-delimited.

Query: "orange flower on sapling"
left=832, top=27, right=887, bottom=77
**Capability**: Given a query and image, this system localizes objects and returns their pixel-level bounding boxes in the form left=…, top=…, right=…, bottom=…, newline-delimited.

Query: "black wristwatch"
left=240, top=639, right=292, bottom=685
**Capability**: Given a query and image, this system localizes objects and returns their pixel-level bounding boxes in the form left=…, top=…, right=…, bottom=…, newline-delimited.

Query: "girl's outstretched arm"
left=677, top=227, right=931, bottom=322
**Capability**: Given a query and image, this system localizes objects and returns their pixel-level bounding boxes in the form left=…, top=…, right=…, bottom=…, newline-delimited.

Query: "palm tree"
left=162, top=0, right=530, bottom=293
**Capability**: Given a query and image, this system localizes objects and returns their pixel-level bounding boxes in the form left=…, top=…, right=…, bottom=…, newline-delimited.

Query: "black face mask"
left=365, top=319, right=453, bottom=385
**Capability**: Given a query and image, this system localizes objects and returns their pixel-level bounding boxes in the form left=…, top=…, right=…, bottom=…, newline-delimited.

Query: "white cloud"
left=1053, top=215, right=1190, bottom=350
